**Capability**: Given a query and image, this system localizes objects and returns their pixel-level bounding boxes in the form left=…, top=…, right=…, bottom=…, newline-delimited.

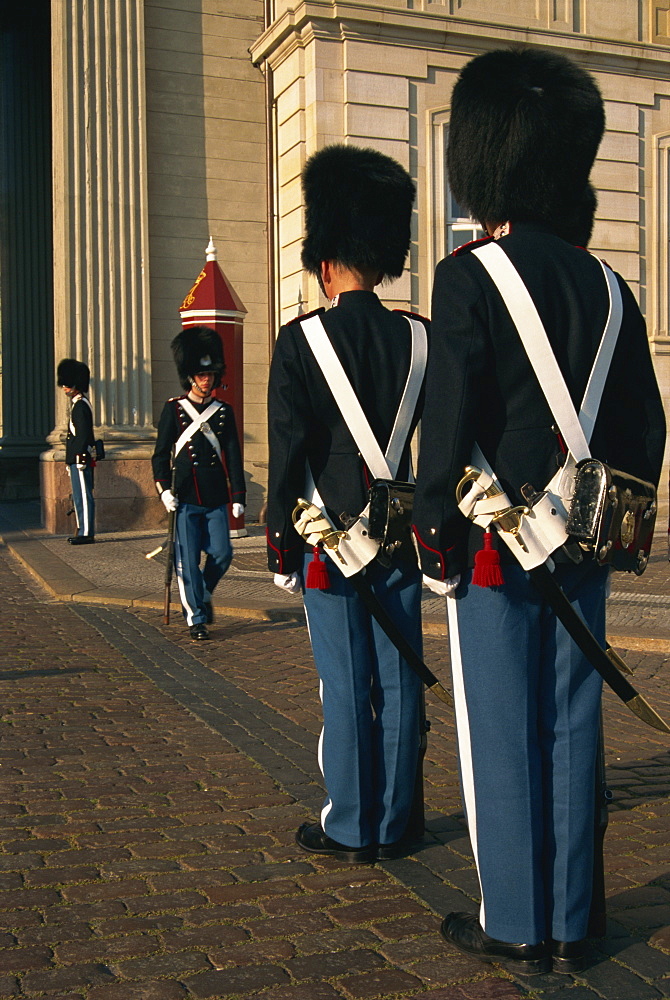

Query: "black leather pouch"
left=368, top=479, right=416, bottom=562
left=566, top=459, right=656, bottom=575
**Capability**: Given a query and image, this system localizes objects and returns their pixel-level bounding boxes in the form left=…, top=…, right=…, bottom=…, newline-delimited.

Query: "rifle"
left=163, top=503, right=177, bottom=625
left=163, top=465, right=177, bottom=625
left=145, top=464, right=177, bottom=624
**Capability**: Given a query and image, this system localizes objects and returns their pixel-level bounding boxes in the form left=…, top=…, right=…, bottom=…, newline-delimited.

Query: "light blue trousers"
left=446, top=560, right=608, bottom=944
left=174, top=503, right=232, bottom=626
left=303, top=556, right=423, bottom=849
left=67, top=464, right=95, bottom=537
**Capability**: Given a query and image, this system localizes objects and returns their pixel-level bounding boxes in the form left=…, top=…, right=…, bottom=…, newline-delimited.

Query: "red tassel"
left=306, top=545, right=330, bottom=590
left=472, top=531, right=504, bottom=588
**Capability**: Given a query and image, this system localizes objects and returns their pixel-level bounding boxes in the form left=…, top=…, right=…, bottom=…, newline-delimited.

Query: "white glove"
left=274, top=572, right=301, bottom=595
left=76, top=462, right=86, bottom=471
left=160, top=489, right=179, bottom=512
left=231, top=503, right=245, bottom=519
left=423, top=574, right=461, bottom=596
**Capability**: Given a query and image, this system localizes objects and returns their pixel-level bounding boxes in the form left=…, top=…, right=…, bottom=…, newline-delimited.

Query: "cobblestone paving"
left=0, top=540, right=669, bottom=999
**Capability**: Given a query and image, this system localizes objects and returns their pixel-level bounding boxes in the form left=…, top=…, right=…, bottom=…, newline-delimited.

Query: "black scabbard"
left=347, top=570, right=453, bottom=707
left=528, top=563, right=670, bottom=734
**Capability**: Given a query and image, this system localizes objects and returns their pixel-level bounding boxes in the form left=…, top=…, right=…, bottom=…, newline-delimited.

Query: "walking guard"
left=152, top=326, right=246, bottom=640
left=57, top=358, right=96, bottom=545
left=267, top=144, right=429, bottom=863
left=413, top=49, right=666, bottom=975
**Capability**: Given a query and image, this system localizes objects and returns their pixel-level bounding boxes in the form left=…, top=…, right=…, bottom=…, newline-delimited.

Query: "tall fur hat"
left=57, top=358, right=90, bottom=393
left=301, top=144, right=415, bottom=280
left=171, top=326, right=225, bottom=391
left=553, top=182, right=598, bottom=247
left=447, top=48, right=605, bottom=231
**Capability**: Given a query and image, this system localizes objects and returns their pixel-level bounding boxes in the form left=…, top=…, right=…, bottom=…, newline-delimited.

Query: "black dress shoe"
left=68, top=536, right=95, bottom=545
left=204, top=601, right=214, bottom=624
left=295, top=822, right=375, bottom=864
left=552, top=939, right=586, bottom=973
left=440, top=912, right=551, bottom=976
left=189, top=623, right=210, bottom=640
left=376, top=835, right=414, bottom=860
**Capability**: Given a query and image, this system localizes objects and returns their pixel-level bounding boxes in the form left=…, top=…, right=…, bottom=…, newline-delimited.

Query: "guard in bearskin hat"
left=413, top=49, right=666, bottom=973
left=152, top=326, right=245, bottom=639
left=267, top=144, right=429, bottom=862
left=57, top=358, right=96, bottom=544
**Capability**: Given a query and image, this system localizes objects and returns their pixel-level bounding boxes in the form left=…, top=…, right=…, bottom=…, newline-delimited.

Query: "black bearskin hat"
left=171, top=326, right=225, bottom=391
left=301, top=144, right=415, bottom=281
left=553, top=182, right=598, bottom=247
left=447, top=48, right=605, bottom=232
left=57, top=358, right=90, bottom=393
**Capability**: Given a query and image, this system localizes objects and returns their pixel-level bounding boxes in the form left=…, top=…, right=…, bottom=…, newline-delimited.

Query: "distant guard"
left=57, top=358, right=96, bottom=545
left=152, top=326, right=246, bottom=640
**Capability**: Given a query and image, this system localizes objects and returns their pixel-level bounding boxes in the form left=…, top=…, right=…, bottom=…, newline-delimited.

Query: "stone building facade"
left=0, top=0, right=668, bottom=529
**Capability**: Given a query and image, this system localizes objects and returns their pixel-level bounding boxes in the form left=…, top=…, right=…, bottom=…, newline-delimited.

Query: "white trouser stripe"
left=317, top=677, right=332, bottom=829
left=446, top=594, right=485, bottom=928
left=304, top=601, right=332, bottom=830
left=77, top=468, right=90, bottom=536
left=316, top=680, right=325, bottom=777
left=174, top=537, right=197, bottom=626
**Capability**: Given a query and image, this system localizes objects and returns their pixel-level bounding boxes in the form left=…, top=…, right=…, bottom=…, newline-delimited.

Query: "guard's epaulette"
left=451, top=235, right=494, bottom=257
left=286, top=306, right=325, bottom=325
left=393, top=307, right=429, bottom=324
left=168, top=393, right=188, bottom=403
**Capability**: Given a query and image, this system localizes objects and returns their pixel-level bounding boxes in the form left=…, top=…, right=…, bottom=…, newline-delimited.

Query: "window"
left=447, top=191, right=485, bottom=253
left=430, top=111, right=485, bottom=269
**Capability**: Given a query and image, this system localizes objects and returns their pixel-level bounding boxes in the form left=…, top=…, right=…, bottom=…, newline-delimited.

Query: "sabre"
left=456, top=467, right=670, bottom=734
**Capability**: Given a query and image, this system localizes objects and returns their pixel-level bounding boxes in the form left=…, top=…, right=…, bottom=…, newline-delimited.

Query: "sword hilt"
left=292, top=498, right=348, bottom=564
left=456, top=465, right=530, bottom=544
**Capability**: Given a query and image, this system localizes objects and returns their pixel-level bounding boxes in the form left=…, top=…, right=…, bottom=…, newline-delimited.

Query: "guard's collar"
left=328, top=289, right=380, bottom=309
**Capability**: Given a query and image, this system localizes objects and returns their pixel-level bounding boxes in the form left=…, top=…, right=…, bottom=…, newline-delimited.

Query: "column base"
left=40, top=452, right=166, bottom=535
left=0, top=456, right=41, bottom=500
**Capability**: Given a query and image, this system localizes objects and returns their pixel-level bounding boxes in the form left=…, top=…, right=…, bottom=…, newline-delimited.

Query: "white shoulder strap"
left=69, top=395, right=93, bottom=434
left=175, top=399, right=223, bottom=460
left=300, top=313, right=427, bottom=481
left=386, top=316, right=429, bottom=474
left=472, top=241, right=623, bottom=461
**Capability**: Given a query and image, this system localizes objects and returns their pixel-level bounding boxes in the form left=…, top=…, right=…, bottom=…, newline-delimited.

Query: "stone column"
left=43, top=0, right=157, bottom=533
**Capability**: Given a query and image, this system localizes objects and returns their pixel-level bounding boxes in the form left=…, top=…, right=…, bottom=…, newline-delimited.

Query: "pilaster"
left=44, top=0, right=156, bottom=533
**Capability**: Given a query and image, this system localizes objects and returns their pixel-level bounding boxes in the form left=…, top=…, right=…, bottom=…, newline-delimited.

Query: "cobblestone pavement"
left=0, top=503, right=669, bottom=999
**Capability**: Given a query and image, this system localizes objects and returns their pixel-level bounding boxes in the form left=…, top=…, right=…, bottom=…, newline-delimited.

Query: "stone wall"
left=144, top=0, right=269, bottom=520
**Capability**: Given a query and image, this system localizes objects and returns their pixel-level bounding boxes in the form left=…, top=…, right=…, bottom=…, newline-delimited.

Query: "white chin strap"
left=189, top=374, right=214, bottom=396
